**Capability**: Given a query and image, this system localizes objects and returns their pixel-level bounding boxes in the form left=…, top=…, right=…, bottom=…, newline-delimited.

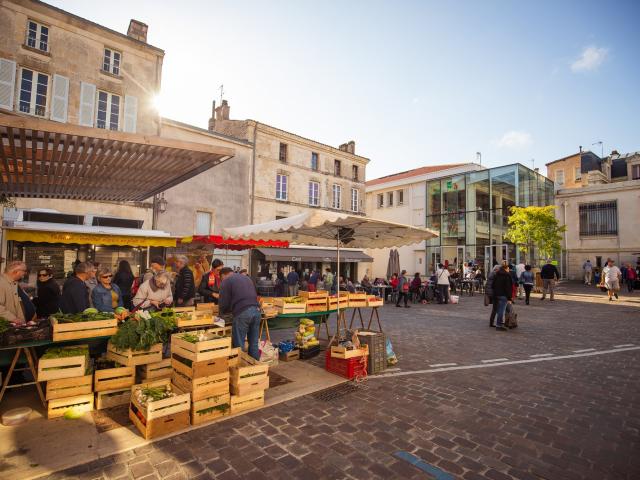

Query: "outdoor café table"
left=371, top=285, right=391, bottom=301
left=0, top=335, right=112, bottom=408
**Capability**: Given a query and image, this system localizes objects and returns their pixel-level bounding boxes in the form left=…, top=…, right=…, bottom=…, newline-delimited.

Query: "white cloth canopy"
left=223, top=211, right=438, bottom=249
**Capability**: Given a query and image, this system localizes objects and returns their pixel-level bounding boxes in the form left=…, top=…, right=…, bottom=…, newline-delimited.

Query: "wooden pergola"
left=0, top=113, right=235, bottom=202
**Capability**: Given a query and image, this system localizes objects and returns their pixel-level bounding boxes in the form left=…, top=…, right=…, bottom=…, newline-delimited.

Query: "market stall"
left=224, top=211, right=438, bottom=376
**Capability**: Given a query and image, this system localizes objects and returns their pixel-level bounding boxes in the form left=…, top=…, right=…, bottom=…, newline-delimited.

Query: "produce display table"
left=259, top=309, right=340, bottom=343
left=0, top=336, right=111, bottom=408
left=348, top=307, right=384, bottom=333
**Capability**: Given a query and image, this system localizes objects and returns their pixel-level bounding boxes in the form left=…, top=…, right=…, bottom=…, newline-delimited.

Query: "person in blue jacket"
left=91, top=266, right=123, bottom=313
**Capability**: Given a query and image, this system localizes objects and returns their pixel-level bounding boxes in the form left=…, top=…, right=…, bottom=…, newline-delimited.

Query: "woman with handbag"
left=484, top=265, right=500, bottom=326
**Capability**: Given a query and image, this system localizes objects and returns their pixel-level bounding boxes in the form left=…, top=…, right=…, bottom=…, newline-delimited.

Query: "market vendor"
left=218, top=267, right=261, bottom=360
left=92, top=267, right=124, bottom=313
left=198, top=258, right=223, bottom=304
left=60, top=262, right=91, bottom=314
left=133, top=271, right=173, bottom=311
left=0, top=261, right=35, bottom=324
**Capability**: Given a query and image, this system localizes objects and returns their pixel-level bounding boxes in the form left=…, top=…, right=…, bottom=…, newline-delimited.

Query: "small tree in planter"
left=505, top=206, right=565, bottom=264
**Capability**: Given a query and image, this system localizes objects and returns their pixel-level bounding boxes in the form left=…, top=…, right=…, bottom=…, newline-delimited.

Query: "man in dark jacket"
left=286, top=269, right=299, bottom=297
left=219, top=268, right=261, bottom=360
left=492, top=262, right=513, bottom=331
left=60, top=262, right=90, bottom=314
left=540, top=259, right=560, bottom=301
left=174, top=255, right=195, bottom=306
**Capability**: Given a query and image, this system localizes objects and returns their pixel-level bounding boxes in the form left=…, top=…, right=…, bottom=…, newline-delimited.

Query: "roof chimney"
left=338, top=141, right=356, bottom=154
left=215, top=100, right=230, bottom=121
left=208, top=100, right=216, bottom=132
left=579, top=145, right=582, bottom=153
left=127, top=20, right=148, bottom=43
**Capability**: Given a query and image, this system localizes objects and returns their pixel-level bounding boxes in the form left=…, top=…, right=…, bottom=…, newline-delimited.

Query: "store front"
left=251, top=246, right=373, bottom=282
left=4, top=226, right=175, bottom=285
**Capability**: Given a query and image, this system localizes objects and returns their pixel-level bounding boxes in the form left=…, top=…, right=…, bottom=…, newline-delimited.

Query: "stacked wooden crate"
left=229, top=351, right=269, bottom=414
left=171, top=329, right=232, bottom=425
left=49, top=314, right=117, bottom=342
left=347, top=292, right=368, bottom=308
left=129, top=378, right=191, bottom=439
left=173, top=306, right=216, bottom=328
left=328, top=292, right=349, bottom=310
left=94, top=358, right=135, bottom=409
left=301, top=290, right=329, bottom=313
left=38, top=345, right=94, bottom=419
left=272, top=297, right=306, bottom=314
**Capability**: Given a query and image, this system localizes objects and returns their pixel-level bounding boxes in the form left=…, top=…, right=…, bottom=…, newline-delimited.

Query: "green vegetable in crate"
left=54, top=311, right=114, bottom=323
left=110, top=310, right=175, bottom=351
left=41, top=346, right=88, bottom=359
left=0, top=317, right=10, bottom=334
left=83, top=308, right=98, bottom=314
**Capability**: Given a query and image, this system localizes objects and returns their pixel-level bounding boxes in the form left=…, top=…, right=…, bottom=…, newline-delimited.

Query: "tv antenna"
left=219, top=84, right=224, bottom=104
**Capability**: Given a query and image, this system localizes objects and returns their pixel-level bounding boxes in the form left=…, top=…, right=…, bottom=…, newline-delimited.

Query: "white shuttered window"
left=332, top=184, right=342, bottom=209
left=78, top=81, right=96, bottom=126
left=0, top=58, right=17, bottom=110
left=123, top=95, right=137, bottom=133
left=50, top=74, right=69, bottom=122
left=195, top=211, right=212, bottom=235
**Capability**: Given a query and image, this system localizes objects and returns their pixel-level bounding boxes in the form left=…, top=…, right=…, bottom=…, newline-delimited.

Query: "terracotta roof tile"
left=365, top=163, right=469, bottom=187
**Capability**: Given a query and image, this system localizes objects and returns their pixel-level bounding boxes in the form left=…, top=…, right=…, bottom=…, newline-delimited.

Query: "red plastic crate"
left=325, top=350, right=367, bottom=379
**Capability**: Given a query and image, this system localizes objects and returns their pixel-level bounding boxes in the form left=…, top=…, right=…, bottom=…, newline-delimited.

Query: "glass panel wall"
left=422, top=163, right=553, bottom=275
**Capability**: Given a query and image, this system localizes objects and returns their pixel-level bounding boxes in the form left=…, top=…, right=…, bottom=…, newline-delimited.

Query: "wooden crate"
left=174, top=306, right=215, bottom=328
left=299, top=290, right=329, bottom=300
left=348, top=292, right=367, bottom=301
left=171, top=331, right=231, bottom=362
left=172, top=354, right=228, bottom=379
left=47, top=393, right=94, bottom=419
left=261, top=306, right=279, bottom=318
left=172, top=370, right=229, bottom=402
left=130, top=378, right=190, bottom=421
left=106, top=342, right=163, bottom=367
left=306, top=298, right=328, bottom=313
left=328, top=297, right=349, bottom=309
left=96, top=387, right=131, bottom=409
left=38, top=346, right=88, bottom=382
left=230, top=390, right=265, bottom=414
left=228, top=347, right=241, bottom=367
left=230, top=351, right=269, bottom=390
left=230, top=376, right=269, bottom=396
left=46, top=374, right=93, bottom=400
left=94, top=365, right=135, bottom=392
left=330, top=344, right=368, bottom=359
left=273, top=298, right=306, bottom=314
left=366, top=296, right=384, bottom=307
left=129, top=406, right=190, bottom=440
left=279, top=350, right=300, bottom=362
left=50, top=316, right=117, bottom=342
left=137, top=358, right=173, bottom=382
left=191, top=393, right=230, bottom=425
left=196, top=303, right=219, bottom=315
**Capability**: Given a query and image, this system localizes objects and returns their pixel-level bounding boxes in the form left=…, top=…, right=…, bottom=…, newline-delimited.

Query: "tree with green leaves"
left=504, top=206, right=565, bottom=263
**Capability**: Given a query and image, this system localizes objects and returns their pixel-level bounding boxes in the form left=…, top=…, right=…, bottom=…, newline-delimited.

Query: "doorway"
left=484, top=244, right=512, bottom=273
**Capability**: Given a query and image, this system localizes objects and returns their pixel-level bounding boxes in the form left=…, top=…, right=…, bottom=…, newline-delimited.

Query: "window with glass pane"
left=96, top=91, right=120, bottom=130
left=103, top=48, right=121, bottom=75
left=26, top=21, right=48, bottom=52
left=377, top=194, right=384, bottom=208
left=276, top=174, right=288, bottom=200
left=427, top=180, right=441, bottom=217
left=308, top=181, right=319, bottom=206
left=574, top=166, right=581, bottom=181
left=387, top=191, right=393, bottom=206
left=311, top=152, right=318, bottom=170
left=579, top=201, right=617, bottom=236
left=19, top=68, right=48, bottom=117
left=279, top=143, right=287, bottom=162
left=332, top=184, right=342, bottom=209
left=195, top=211, right=212, bottom=235
left=352, top=165, right=358, bottom=181
left=398, top=190, right=404, bottom=205
left=555, top=170, right=564, bottom=185
left=334, top=160, right=341, bottom=176
left=351, top=188, right=359, bottom=212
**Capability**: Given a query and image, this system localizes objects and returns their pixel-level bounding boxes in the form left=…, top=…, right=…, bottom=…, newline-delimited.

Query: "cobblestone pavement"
left=43, top=284, right=640, bottom=480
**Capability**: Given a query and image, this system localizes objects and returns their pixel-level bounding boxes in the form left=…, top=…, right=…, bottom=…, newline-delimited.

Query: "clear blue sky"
left=51, top=0, right=640, bottom=179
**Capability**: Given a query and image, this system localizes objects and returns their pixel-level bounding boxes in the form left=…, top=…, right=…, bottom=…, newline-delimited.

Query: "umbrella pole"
left=336, top=228, right=346, bottom=343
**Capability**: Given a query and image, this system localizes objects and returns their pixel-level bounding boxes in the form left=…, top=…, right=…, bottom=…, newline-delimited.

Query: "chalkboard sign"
left=25, top=246, right=68, bottom=278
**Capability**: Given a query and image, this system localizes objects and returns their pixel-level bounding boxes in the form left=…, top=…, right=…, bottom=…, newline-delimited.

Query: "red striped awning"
left=179, top=235, right=289, bottom=250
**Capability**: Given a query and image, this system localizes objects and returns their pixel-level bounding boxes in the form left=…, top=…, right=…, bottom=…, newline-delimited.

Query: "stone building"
left=547, top=150, right=640, bottom=279
left=209, top=100, right=372, bottom=279
left=0, top=0, right=239, bottom=277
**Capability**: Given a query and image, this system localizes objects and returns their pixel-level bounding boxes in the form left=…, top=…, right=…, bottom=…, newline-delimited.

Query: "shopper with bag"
left=395, top=270, right=410, bottom=308
left=493, top=262, right=513, bottom=331
left=435, top=263, right=451, bottom=304
left=484, top=265, right=500, bottom=326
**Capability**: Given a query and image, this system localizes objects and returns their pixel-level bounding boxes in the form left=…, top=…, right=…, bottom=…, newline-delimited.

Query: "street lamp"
left=157, top=193, right=168, bottom=213
left=592, top=141, right=604, bottom=158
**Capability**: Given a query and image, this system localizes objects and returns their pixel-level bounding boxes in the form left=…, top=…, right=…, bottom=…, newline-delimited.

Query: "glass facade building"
left=425, top=163, right=554, bottom=274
